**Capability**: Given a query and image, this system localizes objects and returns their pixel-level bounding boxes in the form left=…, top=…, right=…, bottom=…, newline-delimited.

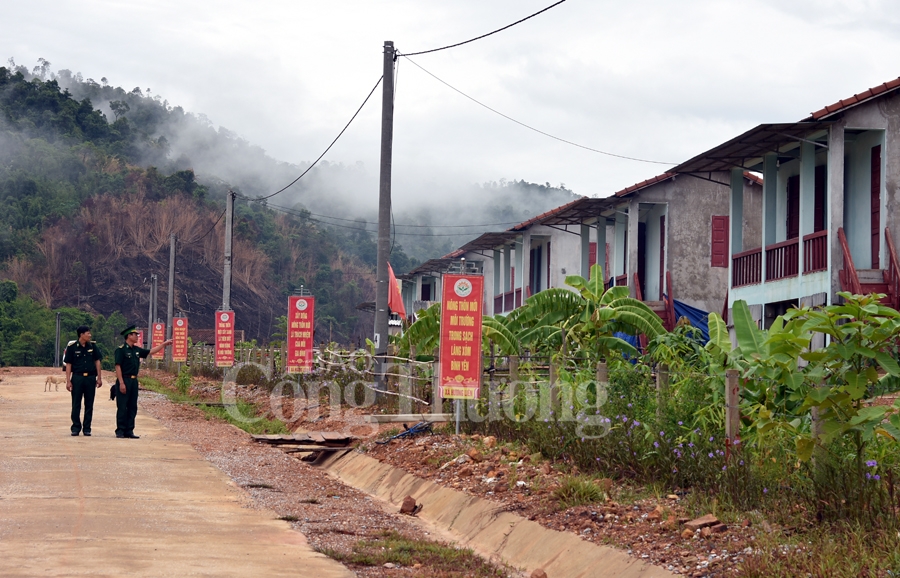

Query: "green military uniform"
left=63, top=340, right=103, bottom=435
left=114, top=341, right=150, bottom=438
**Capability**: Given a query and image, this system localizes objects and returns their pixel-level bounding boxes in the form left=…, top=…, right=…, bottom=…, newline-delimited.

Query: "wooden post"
left=656, top=364, right=669, bottom=418
left=509, top=355, right=519, bottom=384
left=725, top=369, right=741, bottom=442
left=596, top=361, right=608, bottom=410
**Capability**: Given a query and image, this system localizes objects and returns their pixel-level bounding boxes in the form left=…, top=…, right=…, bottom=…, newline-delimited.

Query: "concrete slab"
left=0, top=374, right=354, bottom=578
left=320, top=451, right=676, bottom=578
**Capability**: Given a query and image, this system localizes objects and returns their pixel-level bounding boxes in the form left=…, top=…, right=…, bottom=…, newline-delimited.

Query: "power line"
left=400, top=0, right=568, bottom=57
left=401, top=56, right=676, bottom=166
left=255, top=75, right=383, bottom=201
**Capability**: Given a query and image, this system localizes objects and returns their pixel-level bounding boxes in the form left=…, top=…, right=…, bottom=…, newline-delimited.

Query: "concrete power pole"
left=166, top=234, right=176, bottom=362
left=223, top=191, right=235, bottom=310
left=373, top=40, right=396, bottom=391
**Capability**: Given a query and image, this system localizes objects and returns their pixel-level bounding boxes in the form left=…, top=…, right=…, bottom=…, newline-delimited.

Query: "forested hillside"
left=0, top=58, right=580, bottom=365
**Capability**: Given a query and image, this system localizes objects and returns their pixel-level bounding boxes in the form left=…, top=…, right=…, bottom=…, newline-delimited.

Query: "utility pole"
left=374, top=40, right=395, bottom=391
left=147, top=274, right=154, bottom=346
left=166, top=233, right=176, bottom=362
left=223, top=191, right=235, bottom=310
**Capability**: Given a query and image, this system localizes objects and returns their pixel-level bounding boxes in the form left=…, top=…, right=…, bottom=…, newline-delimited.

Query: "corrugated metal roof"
left=669, top=121, right=834, bottom=174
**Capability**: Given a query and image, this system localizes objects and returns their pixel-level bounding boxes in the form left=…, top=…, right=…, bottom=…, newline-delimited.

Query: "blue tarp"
left=670, top=297, right=710, bottom=343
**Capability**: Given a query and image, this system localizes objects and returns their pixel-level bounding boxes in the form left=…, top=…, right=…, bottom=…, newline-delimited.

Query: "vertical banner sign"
left=172, top=317, right=189, bottom=362
left=439, top=275, right=484, bottom=399
left=151, top=323, right=166, bottom=359
left=287, top=296, right=315, bottom=373
left=137, top=330, right=145, bottom=348
left=215, top=311, right=235, bottom=367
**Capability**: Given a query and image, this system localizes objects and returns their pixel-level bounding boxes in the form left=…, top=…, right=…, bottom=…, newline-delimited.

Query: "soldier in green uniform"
left=64, top=326, right=103, bottom=436
left=114, top=326, right=172, bottom=439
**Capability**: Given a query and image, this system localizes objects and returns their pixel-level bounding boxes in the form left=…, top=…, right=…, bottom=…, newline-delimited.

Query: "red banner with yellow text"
left=215, top=310, right=235, bottom=367
left=172, top=317, right=188, bottom=362
left=151, top=323, right=166, bottom=359
left=137, top=330, right=145, bottom=349
left=439, top=275, right=483, bottom=399
left=287, top=296, right=315, bottom=373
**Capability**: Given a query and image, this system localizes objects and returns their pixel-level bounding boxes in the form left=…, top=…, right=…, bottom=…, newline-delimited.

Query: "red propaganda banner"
left=136, top=330, right=145, bottom=348
left=215, top=310, right=235, bottom=368
left=287, top=296, right=315, bottom=373
left=439, top=275, right=484, bottom=400
left=151, top=323, right=166, bottom=359
left=172, top=317, right=189, bottom=362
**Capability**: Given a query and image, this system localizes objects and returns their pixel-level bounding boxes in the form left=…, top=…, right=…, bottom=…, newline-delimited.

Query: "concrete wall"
left=844, top=129, right=885, bottom=268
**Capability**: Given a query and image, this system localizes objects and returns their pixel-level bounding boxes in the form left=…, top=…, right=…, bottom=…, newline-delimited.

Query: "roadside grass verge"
left=318, top=530, right=510, bottom=577
left=139, top=376, right=288, bottom=435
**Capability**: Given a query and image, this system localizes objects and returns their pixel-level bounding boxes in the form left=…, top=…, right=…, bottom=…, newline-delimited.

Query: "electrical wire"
left=401, top=56, right=676, bottom=165
left=255, top=75, right=383, bottom=201
left=183, top=207, right=227, bottom=245
left=400, top=0, right=568, bottom=57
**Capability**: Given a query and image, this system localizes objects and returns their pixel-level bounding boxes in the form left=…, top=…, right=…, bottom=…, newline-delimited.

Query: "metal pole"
left=223, top=191, right=234, bottom=310
left=373, top=40, right=395, bottom=392
left=147, top=275, right=154, bottom=347
left=166, top=234, right=176, bottom=363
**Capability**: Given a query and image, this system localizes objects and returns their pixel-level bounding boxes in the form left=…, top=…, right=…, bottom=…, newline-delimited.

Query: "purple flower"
left=763, top=488, right=768, bottom=494
left=709, top=436, right=714, bottom=442
left=875, top=474, right=881, bottom=481
left=722, top=465, right=727, bottom=471
left=633, top=421, right=641, bottom=427
left=866, top=460, right=878, bottom=468
left=688, top=442, right=694, bottom=448
left=866, top=473, right=872, bottom=480
left=739, top=460, right=744, bottom=466
left=654, top=441, right=660, bottom=448
left=627, top=403, right=633, bottom=408
left=708, top=452, right=714, bottom=458
left=659, top=431, right=665, bottom=437
left=677, top=421, right=683, bottom=426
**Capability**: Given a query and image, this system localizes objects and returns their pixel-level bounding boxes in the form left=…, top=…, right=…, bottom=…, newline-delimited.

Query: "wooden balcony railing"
left=732, top=247, right=762, bottom=287
left=838, top=227, right=862, bottom=295
left=495, top=288, right=524, bottom=314
left=885, top=228, right=900, bottom=309
left=765, top=238, right=799, bottom=281
left=803, top=230, right=828, bottom=273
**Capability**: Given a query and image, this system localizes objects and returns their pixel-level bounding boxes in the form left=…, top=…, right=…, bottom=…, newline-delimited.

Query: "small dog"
left=45, top=375, right=64, bottom=392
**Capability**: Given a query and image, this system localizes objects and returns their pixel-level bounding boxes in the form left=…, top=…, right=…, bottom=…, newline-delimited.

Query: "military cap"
left=120, top=325, right=139, bottom=337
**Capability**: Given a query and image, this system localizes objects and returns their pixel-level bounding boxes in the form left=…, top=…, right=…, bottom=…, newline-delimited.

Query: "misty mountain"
left=0, top=57, right=579, bottom=357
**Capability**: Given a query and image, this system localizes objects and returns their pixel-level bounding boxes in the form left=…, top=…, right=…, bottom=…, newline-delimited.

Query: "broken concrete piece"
left=684, top=514, right=719, bottom=530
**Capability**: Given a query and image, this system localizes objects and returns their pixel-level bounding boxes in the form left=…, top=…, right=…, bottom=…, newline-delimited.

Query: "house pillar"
left=627, top=199, right=639, bottom=297
left=730, top=168, right=744, bottom=255
left=492, top=249, right=501, bottom=315
left=800, top=141, right=816, bottom=275
left=520, top=231, right=531, bottom=300
left=503, top=245, right=512, bottom=292
left=828, top=124, right=845, bottom=304
left=596, top=218, right=607, bottom=279
left=762, top=154, right=778, bottom=283
left=580, top=224, right=591, bottom=279
left=415, top=275, right=423, bottom=302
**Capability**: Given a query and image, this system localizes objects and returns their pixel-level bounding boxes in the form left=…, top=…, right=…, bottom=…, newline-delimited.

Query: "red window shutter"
left=589, top=242, right=597, bottom=267
left=814, top=165, right=827, bottom=232
left=711, top=216, right=729, bottom=268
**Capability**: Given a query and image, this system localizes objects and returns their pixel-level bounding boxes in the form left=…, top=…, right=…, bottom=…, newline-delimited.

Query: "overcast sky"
left=5, top=0, right=900, bottom=203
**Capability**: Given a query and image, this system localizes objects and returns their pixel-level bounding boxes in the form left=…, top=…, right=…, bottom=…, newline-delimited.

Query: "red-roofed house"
left=672, top=76, right=900, bottom=326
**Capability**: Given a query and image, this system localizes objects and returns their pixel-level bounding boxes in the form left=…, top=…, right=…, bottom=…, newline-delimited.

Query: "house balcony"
left=731, top=231, right=828, bottom=288
left=493, top=288, right=523, bottom=315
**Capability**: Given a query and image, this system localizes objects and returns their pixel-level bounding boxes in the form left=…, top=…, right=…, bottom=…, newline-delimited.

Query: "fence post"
left=725, top=369, right=741, bottom=442
left=656, top=364, right=669, bottom=418
left=596, top=361, right=608, bottom=411
left=432, top=347, right=443, bottom=415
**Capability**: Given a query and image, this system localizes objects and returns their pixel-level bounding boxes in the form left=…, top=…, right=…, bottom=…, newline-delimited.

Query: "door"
left=787, top=175, right=800, bottom=240
left=872, top=145, right=882, bottom=269
left=659, top=215, right=666, bottom=299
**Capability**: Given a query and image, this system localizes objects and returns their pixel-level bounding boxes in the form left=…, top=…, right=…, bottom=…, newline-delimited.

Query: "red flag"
left=388, top=263, right=406, bottom=318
